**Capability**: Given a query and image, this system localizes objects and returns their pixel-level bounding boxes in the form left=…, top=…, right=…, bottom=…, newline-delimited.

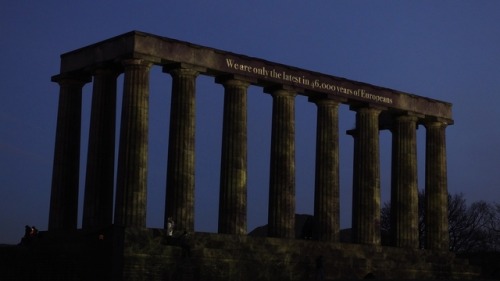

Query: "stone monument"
left=5, top=31, right=481, bottom=280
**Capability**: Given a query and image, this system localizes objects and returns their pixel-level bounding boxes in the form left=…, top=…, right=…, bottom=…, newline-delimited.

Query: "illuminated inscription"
left=225, top=58, right=393, bottom=104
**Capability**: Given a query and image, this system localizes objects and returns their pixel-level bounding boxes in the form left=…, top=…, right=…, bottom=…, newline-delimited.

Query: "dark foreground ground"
left=0, top=228, right=498, bottom=281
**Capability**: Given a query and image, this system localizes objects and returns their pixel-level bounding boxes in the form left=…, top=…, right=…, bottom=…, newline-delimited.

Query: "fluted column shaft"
left=425, top=120, right=449, bottom=251
left=49, top=75, right=89, bottom=230
left=312, top=98, right=340, bottom=241
left=390, top=114, right=419, bottom=248
left=82, top=68, right=119, bottom=230
left=114, top=59, right=151, bottom=227
left=267, top=88, right=296, bottom=238
left=217, top=78, right=249, bottom=235
left=164, top=67, right=198, bottom=232
left=351, top=106, right=382, bottom=245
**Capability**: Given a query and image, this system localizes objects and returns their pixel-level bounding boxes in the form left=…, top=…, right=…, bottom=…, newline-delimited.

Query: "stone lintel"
left=348, top=102, right=387, bottom=111
left=56, top=30, right=453, bottom=121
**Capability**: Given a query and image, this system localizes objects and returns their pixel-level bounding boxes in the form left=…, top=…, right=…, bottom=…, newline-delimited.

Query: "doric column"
left=266, top=87, right=296, bottom=238
left=82, top=67, right=119, bottom=230
left=216, top=77, right=249, bottom=235
left=49, top=74, right=90, bottom=230
left=163, top=65, right=198, bottom=233
left=350, top=106, right=382, bottom=245
left=114, top=59, right=152, bottom=227
left=424, top=119, right=449, bottom=251
left=311, top=97, right=341, bottom=242
left=390, top=114, right=419, bottom=248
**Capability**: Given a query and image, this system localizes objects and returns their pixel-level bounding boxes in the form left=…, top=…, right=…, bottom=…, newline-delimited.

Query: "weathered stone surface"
left=390, top=114, right=419, bottom=248
left=57, top=31, right=453, bottom=122
left=83, top=68, right=119, bottom=230
left=311, top=98, right=341, bottom=242
left=217, top=78, right=250, bottom=235
left=267, top=88, right=296, bottom=239
left=49, top=75, right=90, bottom=231
left=163, top=66, right=199, bottom=233
left=0, top=229, right=485, bottom=281
left=114, top=59, right=152, bottom=227
left=351, top=106, right=382, bottom=245
left=46, top=32, right=461, bottom=280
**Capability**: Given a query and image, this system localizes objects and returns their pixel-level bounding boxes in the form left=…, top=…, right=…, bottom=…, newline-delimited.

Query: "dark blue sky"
left=1, top=1, right=499, bottom=244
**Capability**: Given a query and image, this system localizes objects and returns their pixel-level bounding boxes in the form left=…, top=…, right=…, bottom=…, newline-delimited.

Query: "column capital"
left=394, top=112, right=420, bottom=122
left=163, top=64, right=200, bottom=76
left=163, top=62, right=207, bottom=75
left=388, top=113, right=419, bottom=132
left=264, top=85, right=297, bottom=98
left=121, top=58, right=153, bottom=69
left=215, top=75, right=253, bottom=87
left=423, top=117, right=449, bottom=129
left=308, top=96, right=344, bottom=106
left=346, top=105, right=383, bottom=137
left=379, top=111, right=422, bottom=131
left=51, top=73, right=92, bottom=85
left=349, top=104, right=384, bottom=114
left=91, top=65, right=122, bottom=77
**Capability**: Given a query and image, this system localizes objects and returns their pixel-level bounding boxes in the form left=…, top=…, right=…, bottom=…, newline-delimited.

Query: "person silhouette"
left=167, top=217, right=175, bottom=236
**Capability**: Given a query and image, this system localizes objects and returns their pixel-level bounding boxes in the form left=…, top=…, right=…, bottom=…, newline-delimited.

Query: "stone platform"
left=0, top=227, right=483, bottom=281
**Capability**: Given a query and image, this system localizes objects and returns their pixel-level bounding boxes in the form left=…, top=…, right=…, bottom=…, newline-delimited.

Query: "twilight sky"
left=1, top=1, right=499, bottom=244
